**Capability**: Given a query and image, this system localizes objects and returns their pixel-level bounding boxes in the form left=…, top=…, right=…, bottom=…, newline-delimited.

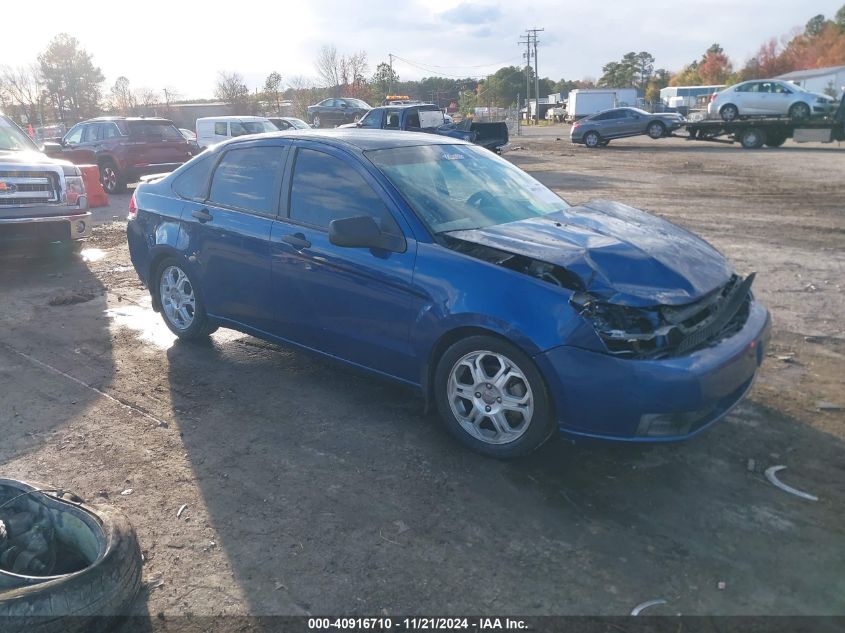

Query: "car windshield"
left=366, top=144, right=569, bottom=233
left=0, top=116, right=39, bottom=151
left=345, top=99, right=371, bottom=109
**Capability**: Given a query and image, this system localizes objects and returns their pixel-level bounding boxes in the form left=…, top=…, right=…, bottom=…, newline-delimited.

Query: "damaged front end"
left=570, top=273, right=755, bottom=359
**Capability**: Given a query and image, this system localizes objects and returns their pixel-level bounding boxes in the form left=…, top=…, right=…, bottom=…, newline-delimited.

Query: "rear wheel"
left=646, top=121, right=666, bottom=139
left=739, top=127, right=766, bottom=149
left=583, top=131, right=602, bottom=148
left=720, top=104, right=739, bottom=122
left=434, top=335, right=555, bottom=459
left=99, top=161, right=125, bottom=194
left=312, top=114, right=322, bottom=128
left=789, top=102, right=810, bottom=121
left=155, top=258, right=217, bottom=339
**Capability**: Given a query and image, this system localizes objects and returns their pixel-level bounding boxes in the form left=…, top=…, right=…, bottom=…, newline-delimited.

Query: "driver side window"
left=288, top=148, right=401, bottom=236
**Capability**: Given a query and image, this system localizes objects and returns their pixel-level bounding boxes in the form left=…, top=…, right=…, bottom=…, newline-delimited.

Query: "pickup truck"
left=0, top=113, right=90, bottom=247
left=342, top=104, right=509, bottom=151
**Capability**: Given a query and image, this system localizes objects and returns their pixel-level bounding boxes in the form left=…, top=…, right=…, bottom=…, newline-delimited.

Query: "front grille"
left=0, top=170, right=61, bottom=205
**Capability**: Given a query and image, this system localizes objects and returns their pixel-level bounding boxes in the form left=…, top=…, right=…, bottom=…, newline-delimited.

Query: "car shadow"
left=163, top=332, right=845, bottom=616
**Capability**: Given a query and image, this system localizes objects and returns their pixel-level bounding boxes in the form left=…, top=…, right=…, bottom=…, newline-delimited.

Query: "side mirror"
left=329, top=215, right=404, bottom=252
left=41, top=141, right=62, bottom=153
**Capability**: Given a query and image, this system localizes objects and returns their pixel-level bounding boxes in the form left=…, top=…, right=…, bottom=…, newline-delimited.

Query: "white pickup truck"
left=0, top=113, right=90, bottom=247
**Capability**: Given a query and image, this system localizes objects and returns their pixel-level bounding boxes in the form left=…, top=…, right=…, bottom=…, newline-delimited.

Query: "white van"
left=195, top=116, right=278, bottom=149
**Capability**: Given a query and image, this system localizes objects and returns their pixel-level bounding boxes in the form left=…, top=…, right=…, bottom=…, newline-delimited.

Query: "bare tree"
left=0, top=65, right=43, bottom=125
left=341, top=51, right=369, bottom=97
left=109, top=76, right=135, bottom=115
left=135, top=87, right=160, bottom=115
left=288, top=75, right=323, bottom=119
left=214, top=71, right=249, bottom=104
left=315, top=46, right=342, bottom=94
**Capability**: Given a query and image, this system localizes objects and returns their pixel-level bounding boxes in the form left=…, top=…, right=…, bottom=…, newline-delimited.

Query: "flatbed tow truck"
left=683, top=96, right=845, bottom=149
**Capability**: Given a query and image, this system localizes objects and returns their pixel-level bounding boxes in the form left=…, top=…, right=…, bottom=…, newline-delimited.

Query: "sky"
left=2, top=0, right=843, bottom=100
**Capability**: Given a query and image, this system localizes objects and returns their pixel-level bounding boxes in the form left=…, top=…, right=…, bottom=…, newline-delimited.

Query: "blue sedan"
left=127, top=130, right=771, bottom=458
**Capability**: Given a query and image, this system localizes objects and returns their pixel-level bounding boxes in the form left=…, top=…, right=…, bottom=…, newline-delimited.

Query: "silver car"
left=708, top=79, right=837, bottom=121
left=570, top=107, right=685, bottom=148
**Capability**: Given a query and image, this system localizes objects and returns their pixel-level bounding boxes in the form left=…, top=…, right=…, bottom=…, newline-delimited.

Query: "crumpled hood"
left=448, top=199, right=734, bottom=306
left=0, top=149, right=70, bottom=167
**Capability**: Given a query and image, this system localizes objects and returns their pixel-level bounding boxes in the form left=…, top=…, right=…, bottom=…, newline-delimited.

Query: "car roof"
left=376, top=103, right=439, bottom=110
left=196, top=115, right=270, bottom=122
left=87, top=117, right=173, bottom=122
left=216, top=129, right=468, bottom=152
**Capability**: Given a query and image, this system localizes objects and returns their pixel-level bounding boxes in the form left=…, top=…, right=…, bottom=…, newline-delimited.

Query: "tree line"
left=2, top=7, right=844, bottom=129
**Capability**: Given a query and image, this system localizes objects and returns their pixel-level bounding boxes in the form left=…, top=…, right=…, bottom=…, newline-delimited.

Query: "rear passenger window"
left=208, top=146, right=285, bottom=214
left=289, top=148, right=401, bottom=235
left=172, top=154, right=215, bottom=201
left=214, top=122, right=227, bottom=136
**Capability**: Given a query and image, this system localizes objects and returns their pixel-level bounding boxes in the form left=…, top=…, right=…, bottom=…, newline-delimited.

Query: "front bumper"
left=535, top=300, right=772, bottom=441
left=0, top=207, right=92, bottom=244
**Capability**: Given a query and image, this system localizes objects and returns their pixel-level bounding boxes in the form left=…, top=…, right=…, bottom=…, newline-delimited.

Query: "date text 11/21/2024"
left=307, top=617, right=528, bottom=630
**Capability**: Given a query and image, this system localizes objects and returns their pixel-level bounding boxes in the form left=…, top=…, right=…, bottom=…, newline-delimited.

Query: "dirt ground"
left=1, top=128, right=844, bottom=621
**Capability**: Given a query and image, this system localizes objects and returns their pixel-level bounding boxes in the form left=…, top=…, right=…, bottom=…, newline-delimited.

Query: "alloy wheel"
left=447, top=350, right=534, bottom=445
left=159, top=265, right=196, bottom=331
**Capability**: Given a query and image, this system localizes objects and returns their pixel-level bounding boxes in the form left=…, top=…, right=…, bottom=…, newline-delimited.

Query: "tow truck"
left=684, top=96, right=845, bottom=149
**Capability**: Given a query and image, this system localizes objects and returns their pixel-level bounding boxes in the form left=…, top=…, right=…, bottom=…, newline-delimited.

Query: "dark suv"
left=44, top=117, right=193, bottom=194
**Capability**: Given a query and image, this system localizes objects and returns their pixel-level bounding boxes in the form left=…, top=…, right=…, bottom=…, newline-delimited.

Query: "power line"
left=519, top=28, right=544, bottom=125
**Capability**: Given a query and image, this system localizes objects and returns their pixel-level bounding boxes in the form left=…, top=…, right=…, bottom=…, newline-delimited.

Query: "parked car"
left=306, top=98, right=371, bottom=128
left=708, top=80, right=838, bottom=121
left=179, top=128, right=201, bottom=155
left=570, top=107, right=686, bottom=148
left=268, top=117, right=311, bottom=131
left=42, top=117, right=193, bottom=194
left=0, top=113, right=90, bottom=246
left=127, top=130, right=770, bottom=458
left=195, top=116, right=277, bottom=150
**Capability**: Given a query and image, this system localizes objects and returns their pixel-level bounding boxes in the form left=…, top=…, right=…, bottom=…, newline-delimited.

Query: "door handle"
left=282, top=232, right=311, bottom=249
left=191, top=208, right=213, bottom=223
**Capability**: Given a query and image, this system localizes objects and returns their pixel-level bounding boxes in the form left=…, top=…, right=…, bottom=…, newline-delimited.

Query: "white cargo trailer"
left=566, top=89, right=638, bottom=121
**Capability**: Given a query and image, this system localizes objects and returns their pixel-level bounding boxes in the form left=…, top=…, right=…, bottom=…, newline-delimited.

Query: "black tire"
left=312, top=114, right=322, bottom=128
left=154, top=257, right=218, bottom=339
left=583, top=131, right=602, bottom=148
left=646, top=121, right=666, bottom=139
left=720, top=104, right=739, bottom=122
left=434, top=335, right=556, bottom=459
left=0, top=479, right=142, bottom=633
left=789, top=102, right=810, bottom=121
left=739, top=127, right=766, bottom=149
left=765, top=133, right=787, bottom=147
left=98, top=161, right=125, bottom=195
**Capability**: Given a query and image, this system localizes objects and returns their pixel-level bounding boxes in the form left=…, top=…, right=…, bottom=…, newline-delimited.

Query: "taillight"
left=128, top=193, right=137, bottom=219
left=710, top=93, right=717, bottom=102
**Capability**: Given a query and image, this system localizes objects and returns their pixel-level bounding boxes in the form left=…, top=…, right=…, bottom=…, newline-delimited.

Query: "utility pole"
left=388, top=53, right=394, bottom=96
left=518, top=33, right=532, bottom=124
left=528, top=28, right=544, bottom=126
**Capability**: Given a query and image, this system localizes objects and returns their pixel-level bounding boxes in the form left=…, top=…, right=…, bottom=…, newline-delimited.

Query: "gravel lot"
left=1, top=127, right=843, bottom=619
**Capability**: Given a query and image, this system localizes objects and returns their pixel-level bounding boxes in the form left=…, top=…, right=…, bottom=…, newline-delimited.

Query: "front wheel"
left=583, top=131, right=602, bottom=148
left=155, top=258, right=217, bottom=339
left=434, top=335, right=555, bottom=458
left=646, top=121, right=666, bottom=139
left=789, top=102, right=810, bottom=121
